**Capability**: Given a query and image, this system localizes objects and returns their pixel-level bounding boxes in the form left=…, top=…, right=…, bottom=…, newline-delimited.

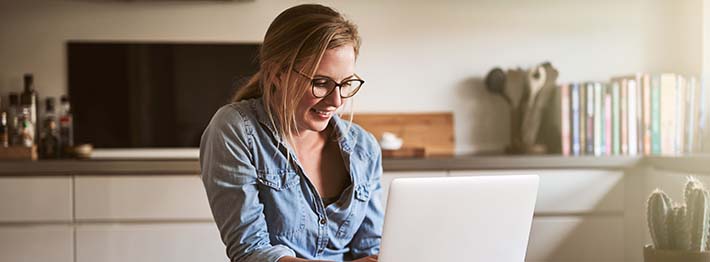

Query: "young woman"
left=200, top=4, right=383, bottom=262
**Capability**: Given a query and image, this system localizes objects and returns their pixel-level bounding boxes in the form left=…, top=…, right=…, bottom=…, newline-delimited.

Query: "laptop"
left=378, top=175, right=539, bottom=262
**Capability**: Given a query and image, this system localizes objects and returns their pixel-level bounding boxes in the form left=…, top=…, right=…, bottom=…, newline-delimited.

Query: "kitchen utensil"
left=505, top=68, right=528, bottom=110
left=484, top=67, right=511, bottom=106
left=521, top=62, right=559, bottom=145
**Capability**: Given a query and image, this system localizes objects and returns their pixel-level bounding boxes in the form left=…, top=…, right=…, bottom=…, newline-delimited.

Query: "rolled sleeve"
left=245, top=245, right=295, bottom=262
left=200, top=106, right=295, bottom=262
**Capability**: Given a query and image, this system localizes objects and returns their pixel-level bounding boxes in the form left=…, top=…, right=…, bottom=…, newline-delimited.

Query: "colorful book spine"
left=620, top=79, right=628, bottom=154
left=558, top=73, right=705, bottom=157
left=643, top=74, right=651, bottom=155
left=571, top=83, right=581, bottom=155
left=586, top=83, right=595, bottom=154
left=579, top=84, right=586, bottom=155
left=651, top=75, right=661, bottom=154
left=688, top=77, right=701, bottom=152
left=676, top=76, right=686, bottom=154
left=635, top=74, right=644, bottom=155
left=561, top=84, right=571, bottom=156
left=692, top=78, right=709, bottom=153
left=594, top=82, right=603, bottom=156
left=660, top=74, right=677, bottom=155
left=605, top=84, right=612, bottom=155
left=612, top=81, right=621, bottom=155
left=628, top=79, right=638, bottom=156
left=698, top=78, right=708, bottom=152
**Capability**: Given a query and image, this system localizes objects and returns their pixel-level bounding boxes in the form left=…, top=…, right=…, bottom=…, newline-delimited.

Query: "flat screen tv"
left=67, top=41, right=260, bottom=148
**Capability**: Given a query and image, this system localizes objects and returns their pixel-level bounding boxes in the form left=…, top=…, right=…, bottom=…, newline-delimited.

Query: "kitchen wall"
left=0, top=0, right=704, bottom=154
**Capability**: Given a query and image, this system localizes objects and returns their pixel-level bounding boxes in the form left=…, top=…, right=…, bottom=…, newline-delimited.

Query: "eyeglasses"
left=293, top=70, right=365, bottom=98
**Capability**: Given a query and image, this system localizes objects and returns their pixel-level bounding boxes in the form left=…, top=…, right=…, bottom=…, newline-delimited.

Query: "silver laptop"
left=378, top=175, right=539, bottom=262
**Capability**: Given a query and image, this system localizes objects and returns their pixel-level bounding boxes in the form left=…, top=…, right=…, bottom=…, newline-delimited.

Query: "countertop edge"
left=0, top=155, right=656, bottom=176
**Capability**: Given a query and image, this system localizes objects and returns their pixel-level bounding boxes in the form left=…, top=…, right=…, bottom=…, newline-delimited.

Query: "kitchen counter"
left=1, top=153, right=707, bottom=262
left=0, top=155, right=655, bottom=176
left=1, top=154, right=706, bottom=176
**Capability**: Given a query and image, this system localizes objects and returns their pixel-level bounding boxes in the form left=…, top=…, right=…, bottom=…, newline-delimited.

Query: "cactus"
left=647, top=176, right=710, bottom=252
left=687, top=187, right=710, bottom=251
left=648, top=189, right=673, bottom=249
left=667, top=205, right=689, bottom=250
left=685, top=176, right=702, bottom=203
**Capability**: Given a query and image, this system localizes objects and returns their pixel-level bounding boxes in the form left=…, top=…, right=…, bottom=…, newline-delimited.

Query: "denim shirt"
left=200, top=98, right=384, bottom=262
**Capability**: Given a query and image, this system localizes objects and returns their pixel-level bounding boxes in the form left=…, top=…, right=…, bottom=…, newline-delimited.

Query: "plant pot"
left=644, top=245, right=710, bottom=262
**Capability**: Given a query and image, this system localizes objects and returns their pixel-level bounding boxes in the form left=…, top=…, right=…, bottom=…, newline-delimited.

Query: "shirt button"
left=320, top=218, right=327, bottom=225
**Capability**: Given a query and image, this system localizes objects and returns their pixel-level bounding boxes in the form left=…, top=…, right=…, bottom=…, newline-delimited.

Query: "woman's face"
left=295, top=44, right=356, bottom=134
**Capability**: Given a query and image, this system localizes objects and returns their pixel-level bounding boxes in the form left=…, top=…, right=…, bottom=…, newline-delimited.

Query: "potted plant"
left=645, top=177, right=710, bottom=262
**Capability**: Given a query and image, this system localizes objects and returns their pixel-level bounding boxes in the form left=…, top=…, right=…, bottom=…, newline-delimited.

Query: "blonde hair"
left=232, top=4, right=361, bottom=145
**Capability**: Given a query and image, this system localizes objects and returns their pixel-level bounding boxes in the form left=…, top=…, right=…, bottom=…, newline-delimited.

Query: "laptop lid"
left=378, top=175, right=539, bottom=262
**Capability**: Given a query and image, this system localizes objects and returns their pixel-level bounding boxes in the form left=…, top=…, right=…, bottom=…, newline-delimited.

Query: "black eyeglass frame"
left=293, top=69, right=365, bottom=98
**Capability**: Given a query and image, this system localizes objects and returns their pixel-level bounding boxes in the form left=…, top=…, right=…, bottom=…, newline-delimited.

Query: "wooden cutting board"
left=349, top=112, right=454, bottom=157
left=0, top=146, right=37, bottom=161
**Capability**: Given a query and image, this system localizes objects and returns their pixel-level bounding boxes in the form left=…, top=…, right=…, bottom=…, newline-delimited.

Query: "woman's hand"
left=350, top=255, right=378, bottom=262
left=278, top=255, right=377, bottom=262
left=278, top=256, right=335, bottom=262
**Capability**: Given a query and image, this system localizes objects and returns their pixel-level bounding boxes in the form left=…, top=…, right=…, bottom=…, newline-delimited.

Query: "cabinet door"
left=449, top=169, right=624, bottom=214
left=75, top=175, right=213, bottom=220
left=449, top=169, right=625, bottom=262
left=381, top=171, right=447, bottom=210
left=0, top=177, right=73, bottom=222
left=526, top=216, right=624, bottom=262
left=0, top=225, right=73, bottom=262
left=76, top=223, right=228, bottom=262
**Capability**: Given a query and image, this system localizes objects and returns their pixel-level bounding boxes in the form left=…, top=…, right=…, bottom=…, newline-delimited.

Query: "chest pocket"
left=257, top=169, right=301, bottom=190
left=256, top=169, right=306, bottom=238
left=334, top=183, right=372, bottom=240
left=354, top=184, right=371, bottom=202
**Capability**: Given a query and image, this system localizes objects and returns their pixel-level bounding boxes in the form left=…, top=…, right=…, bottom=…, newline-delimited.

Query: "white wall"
left=0, top=0, right=703, bottom=154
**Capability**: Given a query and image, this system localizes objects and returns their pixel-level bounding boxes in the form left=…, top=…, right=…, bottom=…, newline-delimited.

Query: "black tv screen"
left=67, top=41, right=260, bottom=148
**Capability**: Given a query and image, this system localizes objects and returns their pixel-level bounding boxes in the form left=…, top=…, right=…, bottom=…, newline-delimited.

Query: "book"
left=561, top=84, right=571, bottom=156
left=620, top=79, right=628, bottom=154
left=698, top=78, right=708, bottom=152
left=628, top=78, right=638, bottom=156
left=571, top=83, right=581, bottom=155
left=688, top=77, right=702, bottom=153
left=605, top=83, right=613, bottom=155
left=685, top=77, right=700, bottom=153
left=642, top=74, right=651, bottom=155
left=612, top=81, right=621, bottom=155
left=586, top=83, right=595, bottom=154
left=660, top=73, right=677, bottom=155
left=580, top=83, right=586, bottom=155
left=594, top=82, right=603, bottom=156
left=676, top=75, right=686, bottom=154
left=635, top=73, right=644, bottom=155
left=651, top=75, right=661, bottom=154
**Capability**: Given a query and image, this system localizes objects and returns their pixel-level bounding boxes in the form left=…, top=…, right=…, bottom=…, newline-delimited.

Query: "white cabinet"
left=0, top=177, right=73, bottom=222
left=526, top=217, right=625, bottom=262
left=450, top=169, right=625, bottom=262
left=74, top=175, right=213, bottom=220
left=0, top=177, right=74, bottom=262
left=0, top=225, right=73, bottom=262
left=76, top=223, right=228, bottom=262
left=449, top=169, right=624, bottom=214
left=73, top=175, right=225, bottom=262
